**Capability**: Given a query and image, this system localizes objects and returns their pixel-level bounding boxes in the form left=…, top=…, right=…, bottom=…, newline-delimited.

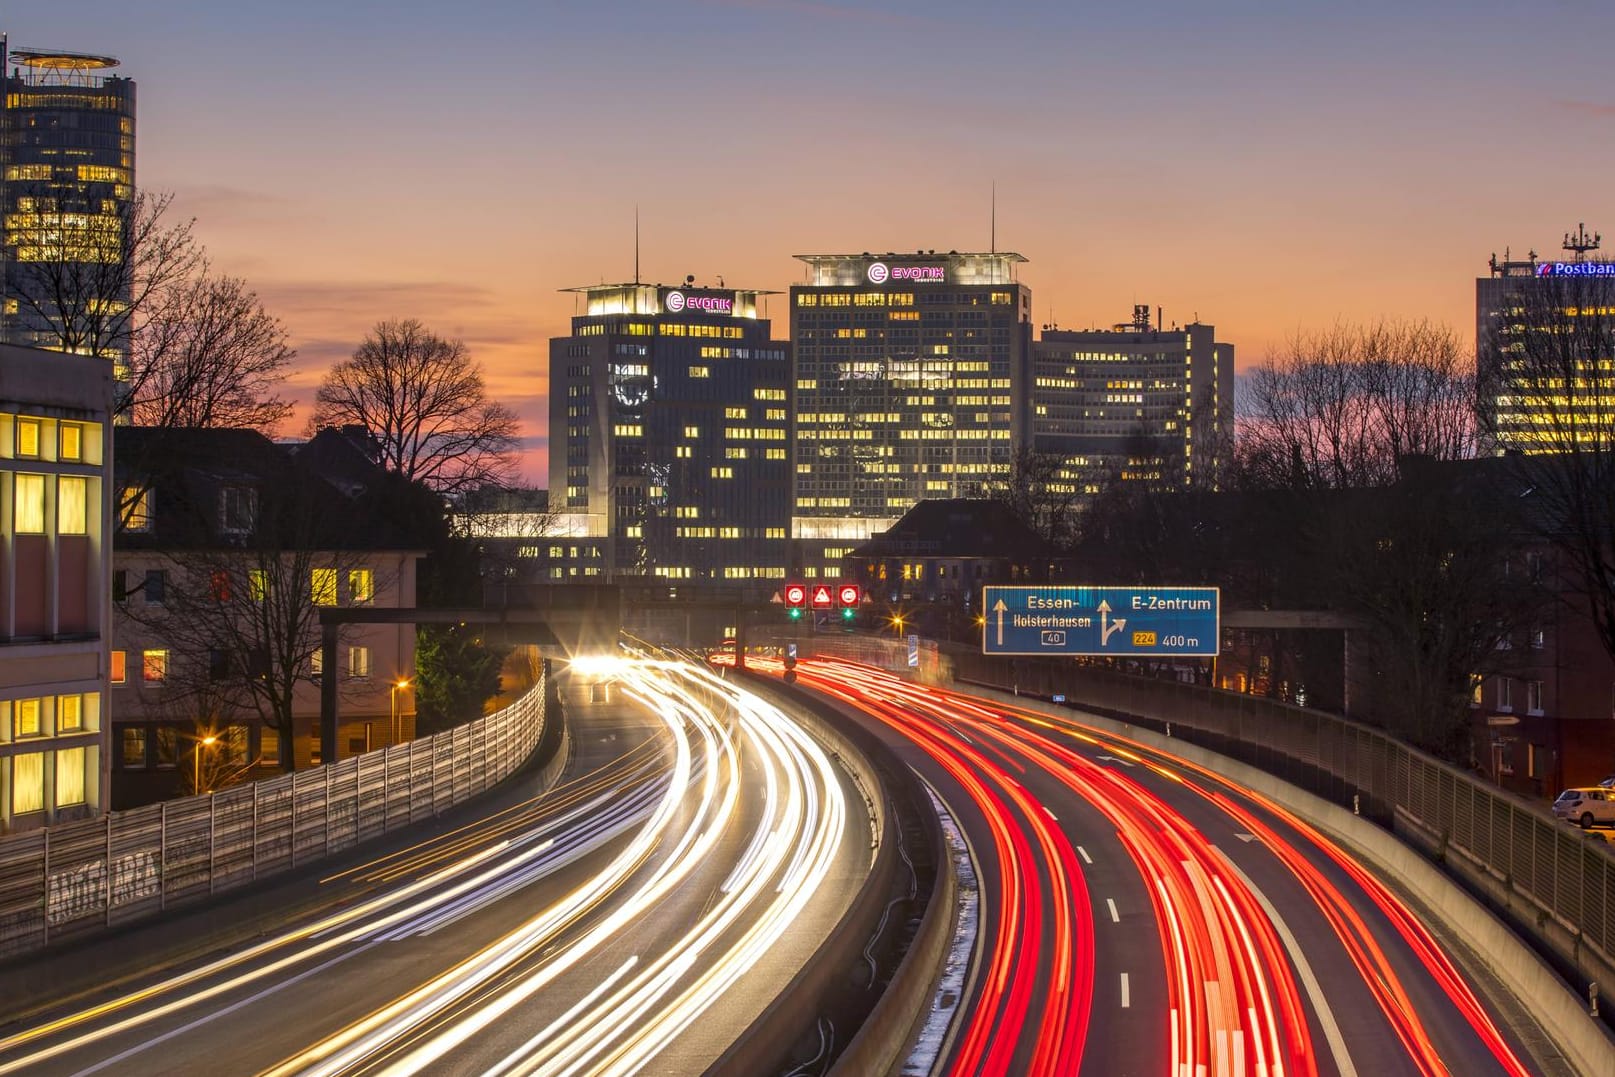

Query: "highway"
left=789, top=658, right=1560, bottom=1077
left=0, top=658, right=872, bottom=1077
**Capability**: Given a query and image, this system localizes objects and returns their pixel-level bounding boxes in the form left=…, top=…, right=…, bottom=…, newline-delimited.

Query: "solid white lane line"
left=1120, top=972, right=1131, bottom=1008
left=1213, top=847, right=1358, bottom=1077
left=1107, top=898, right=1120, bottom=923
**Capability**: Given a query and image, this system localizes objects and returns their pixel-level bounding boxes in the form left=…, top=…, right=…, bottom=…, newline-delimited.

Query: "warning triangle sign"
left=811, top=585, right=833, bottom=608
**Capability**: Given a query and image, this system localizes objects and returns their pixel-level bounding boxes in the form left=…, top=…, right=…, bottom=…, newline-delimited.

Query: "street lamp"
left=391, top=678, right=413, bottom=746
left=194, top=734, right=218, bottom=795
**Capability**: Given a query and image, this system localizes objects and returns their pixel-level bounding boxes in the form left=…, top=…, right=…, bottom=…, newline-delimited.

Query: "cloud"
left=1557, top=99, right=1615, bottom=117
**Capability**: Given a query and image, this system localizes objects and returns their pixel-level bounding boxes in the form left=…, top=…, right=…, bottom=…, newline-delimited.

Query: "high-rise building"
left=1, top=342, right=114, bottom=832
left=1477, top=227, right=1615, bottom=454
left=2, top=48, right=137, bottom=357
left=548, top=281, right=791, bottom=588
left=1033, top=305, right=1235, bottom=499
left=789, top=251, right=1032, bottom=578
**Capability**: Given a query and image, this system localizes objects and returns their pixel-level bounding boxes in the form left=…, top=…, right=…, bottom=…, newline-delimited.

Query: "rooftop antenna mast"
left=634, top=206, right=640, bottom=284
left=990, top=181, right=996, bottom=254
left=1564, top=222, right=1601, bottom=262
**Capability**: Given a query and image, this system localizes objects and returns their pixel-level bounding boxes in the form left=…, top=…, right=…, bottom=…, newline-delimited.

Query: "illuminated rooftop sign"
left=867, top=262, right=946, bottom=284
left=1537, top=262, right=1615, bottom=277
left=663, top=289, right=734, bottom=314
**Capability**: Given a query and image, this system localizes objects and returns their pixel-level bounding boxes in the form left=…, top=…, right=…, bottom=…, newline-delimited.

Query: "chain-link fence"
left=0, top=673, right=545, bottom=959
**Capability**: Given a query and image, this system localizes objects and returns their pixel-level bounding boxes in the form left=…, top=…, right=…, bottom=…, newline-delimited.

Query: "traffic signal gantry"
left=782, top=580, right=862, bottom=622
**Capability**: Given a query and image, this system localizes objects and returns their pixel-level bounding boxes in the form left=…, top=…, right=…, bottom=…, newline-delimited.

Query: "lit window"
left=15, top=418, right=41, bottom=457
left=58, top=476, right=88, bottom=535
left=349, top=569, right=374, bottom=603
left=143, top=650, right=168, bottom=684
left=311, top=648, right=324, bottom=678
left=14, top=474, right=45, bottom=533
left=311, top=568, right=338, bottom=606
left=59, top=422, right=83, bottom=462
left=122, top=486, right=153, bottom=531
left=349, top=646, right=371, bottom=679
left=210, top=570, right=232, bottom=602
left=249, top=569, right=269, bottom=601
left=122, top=728, right=147, bottom=768
left=15, top=699, right=42, bottom=737
left=57, top=694, right=82, bottom=732
left=12, top=753, right=44, bottom=814
left=56, top=747, right=86, bottom=807
left=110, top=650, right=127, bottom=685
left=260, top=726, right=280, bottom=764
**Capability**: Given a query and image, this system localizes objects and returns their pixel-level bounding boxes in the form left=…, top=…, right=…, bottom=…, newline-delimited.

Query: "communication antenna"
left=1563, top=222, right=1601, bottom=262
left=990, top=181, right=997, bottom=254
left=634, top=206, right=640, bottom=284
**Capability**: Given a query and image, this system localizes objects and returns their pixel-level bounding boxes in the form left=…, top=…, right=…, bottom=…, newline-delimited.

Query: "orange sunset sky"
left=13, top=1, right=1615, bottom=484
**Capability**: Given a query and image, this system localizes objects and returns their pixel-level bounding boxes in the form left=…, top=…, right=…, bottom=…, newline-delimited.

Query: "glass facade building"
left=789, top=252, right=1032, bottom=578
left=2, top=49, right=136, bottom=358
left=1033, top=306, right=1235, bottom=501
left=547, top=283, right=790, bottom=590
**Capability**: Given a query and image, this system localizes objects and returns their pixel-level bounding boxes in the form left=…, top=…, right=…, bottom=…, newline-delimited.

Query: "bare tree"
left=1480, top=272, right=1615, bottom=661
left=310, top=319, right=520, bottom=497
left=982, top=447, right=1084, bottom=550
left=124, top=273, right=296, bottom=429
left=1238, top=319, right=1476, bottom=490
left=4, top=188, right=203, bottom=360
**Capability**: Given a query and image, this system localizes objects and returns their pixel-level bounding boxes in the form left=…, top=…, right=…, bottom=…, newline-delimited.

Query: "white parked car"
left=1553, top=788, right=1615, bottom=829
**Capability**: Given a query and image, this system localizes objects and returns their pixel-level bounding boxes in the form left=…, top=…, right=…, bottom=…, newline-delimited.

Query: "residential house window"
left=56, top=747, right=86, bottom=807
left=224, top=725, right=249, bottom=766
left=249, top=569, right=269, bottom=601
left=123, top=486, right=152, bottom=532
left=210, top=571, right=232, bottom=603
left=1527, top=680, right=1544, bottom=715
left=122, top=728, right=147, bottom=768
left=110, top=651, right=126, bottom=685
left=1528, top=743, right=1541, bottom=780
left=1498, top=677, right=1513, bottom=711
left=219, top=486, right=257, bottom=534
left=259, top=726, right=280, bottom=765
left=113, top=569, right=128, bottom=604
left=57, top=476, right=87, bottom=535
left=15, top=699, right=42, bottom=737
left=144, top=570, right=166, bottom=605
left=59, top=422, right=82, bottom=462
left=208, top=649, right=232, bottom=682
left=155, top=727, right=178, bottom=767
left=14, top=474, right=45, bottom=533
left=349, top=569, right=374, bottom=603
left=1530, top=627, right=1545, bottom=650
left=311, top=568, right=338, bottom=606
left=1528, top=552, right=1543, bottom=582
left=310, top=648, right=324, bottom=678
left=15, top=417, right=41, bottom=457
left=143, top=649, right=168, bottom=684
left=57, top=694, right=82, bottom=732
left=12, top=753, right=44, bottom=814
left=349, top=646, right=371, bottom=680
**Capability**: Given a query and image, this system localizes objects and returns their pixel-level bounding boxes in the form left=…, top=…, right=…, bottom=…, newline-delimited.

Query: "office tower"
left=1477, top=227, right=1615, bottom=453
left=1033, top=305, right=1234, bottom=500
left=548, top=280, right=790, bottom=588
left=0, top=343, right=114, bottom=832
left=789, top=251, right=1032, bottom=578
left=2, top=48, right=136, bottom=357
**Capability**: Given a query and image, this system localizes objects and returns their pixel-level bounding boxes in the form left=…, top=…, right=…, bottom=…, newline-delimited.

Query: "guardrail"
left=0, top=671, right=546, bottom=959
left=951, top=649, right=1615, bottom=1010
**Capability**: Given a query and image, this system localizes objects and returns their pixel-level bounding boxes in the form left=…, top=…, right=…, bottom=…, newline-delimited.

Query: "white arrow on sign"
left=1097, top=599, right=1127, bottom=647
left=993, top=598, right=1007, bottom=646
left=1095, top=754, right=1137, bottom=768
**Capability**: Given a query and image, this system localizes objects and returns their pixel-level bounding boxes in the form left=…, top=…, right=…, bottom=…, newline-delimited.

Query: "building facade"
left=790, top=251, right=1032, bottom=579
left=1477, top=235, right=1615, bottom=455
left=2, top=48, right=137, bottom=359
left=109, top=429, right=423, bottom=808
left=0, top=343, right=114, bottom=833
left=547, top=281, right=791, bottom=591
left=1033, top=306, right=1235, bottom=503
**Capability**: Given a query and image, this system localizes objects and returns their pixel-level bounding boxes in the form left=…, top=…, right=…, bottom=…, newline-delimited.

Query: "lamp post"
left=391, top=678, right=412, bottom=746
left=194, top=734, right=218, bottom=795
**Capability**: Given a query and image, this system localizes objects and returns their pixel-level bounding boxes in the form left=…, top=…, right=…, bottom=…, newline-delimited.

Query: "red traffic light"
left=784, top=583, right=808, bottom=608
left=810, top=585, right=834, bottom=609
left=837, top=583, right=862, bottom=608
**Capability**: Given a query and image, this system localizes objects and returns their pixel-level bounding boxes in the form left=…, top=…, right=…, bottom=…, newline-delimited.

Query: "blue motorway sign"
left=982, top=586, right=1220, bottom=657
